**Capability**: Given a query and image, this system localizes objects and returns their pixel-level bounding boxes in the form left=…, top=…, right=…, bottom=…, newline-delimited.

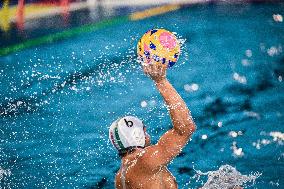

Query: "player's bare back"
left=115, top=148, right=178, bottom=189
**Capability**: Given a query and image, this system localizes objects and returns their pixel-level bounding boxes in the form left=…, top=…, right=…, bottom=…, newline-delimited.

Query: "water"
left=0, top=2, right=284, bottom=189
left=193, top=165, right=261, bottom=189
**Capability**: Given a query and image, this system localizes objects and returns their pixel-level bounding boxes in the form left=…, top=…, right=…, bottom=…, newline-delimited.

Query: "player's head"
left=109, top=116, right=151, bottom=157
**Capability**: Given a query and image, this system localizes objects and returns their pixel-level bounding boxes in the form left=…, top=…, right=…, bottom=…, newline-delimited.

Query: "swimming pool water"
left=0, top=2, right=284, bottom=188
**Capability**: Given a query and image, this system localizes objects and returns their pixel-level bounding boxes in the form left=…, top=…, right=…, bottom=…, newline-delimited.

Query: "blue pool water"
left=0, top=2, right=284, bottom=188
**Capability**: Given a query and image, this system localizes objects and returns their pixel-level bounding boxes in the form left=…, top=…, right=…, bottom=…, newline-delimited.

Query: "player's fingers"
left=161, top=64, right=167, bottom=74
left=157, top=64, right=164, bottom=75
left=164, top=60, right=169, bottom=68
left=142, top=64, right=150, bottom=75
left=155, top=64, right=161, bottom=75
left=150, top=63, right=156, bottom=73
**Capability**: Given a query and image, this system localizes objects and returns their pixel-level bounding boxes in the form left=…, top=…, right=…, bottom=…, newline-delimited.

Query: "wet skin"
left=115, top=148, right=178, bottom=189
left=114, top=63, right=196, bottom=188
left=115, top=127, right=178, bottom=189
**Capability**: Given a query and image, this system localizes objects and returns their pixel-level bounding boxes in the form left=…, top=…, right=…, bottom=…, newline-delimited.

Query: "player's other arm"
left=142, top=63, right=196, bottom=170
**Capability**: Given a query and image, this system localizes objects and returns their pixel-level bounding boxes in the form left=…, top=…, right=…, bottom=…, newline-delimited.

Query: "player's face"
left=143, top=126, right=151, bottom=147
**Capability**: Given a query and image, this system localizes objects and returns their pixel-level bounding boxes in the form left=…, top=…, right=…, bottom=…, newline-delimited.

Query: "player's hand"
left=142, top=62, right=168, bottom=82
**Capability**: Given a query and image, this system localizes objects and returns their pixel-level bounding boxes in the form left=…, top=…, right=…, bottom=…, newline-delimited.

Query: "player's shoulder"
left=115, top=169, right=122, bottom=189
left=135, top=145, right=164, bottom=172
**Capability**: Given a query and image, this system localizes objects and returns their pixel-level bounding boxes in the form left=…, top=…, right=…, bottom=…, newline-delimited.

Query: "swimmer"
left=109, top=62, right=196, bottom=188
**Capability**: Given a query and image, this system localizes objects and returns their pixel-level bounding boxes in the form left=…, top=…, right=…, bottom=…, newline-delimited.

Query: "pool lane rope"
left=0, top=4, right=181, bottom=56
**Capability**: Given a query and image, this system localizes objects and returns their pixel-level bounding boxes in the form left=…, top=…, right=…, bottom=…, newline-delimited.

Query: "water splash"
left=0, top=167, right=11, bottom=188
left=252, top=131, right=284, bottom=149
left=193, top=165, right=261, bottom=189
left=273, top=14, right=283, bottom=22
left=0, top=167, right=11, bottom=181
left=233, top=73, right=247, bottom=84
left=184, top=83, right=199, bottom=92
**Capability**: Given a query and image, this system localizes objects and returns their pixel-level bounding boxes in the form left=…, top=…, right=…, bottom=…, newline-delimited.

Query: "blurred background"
left=0, top=0, right=284, bottom=189
left=0, top=0, right=204, bottom=51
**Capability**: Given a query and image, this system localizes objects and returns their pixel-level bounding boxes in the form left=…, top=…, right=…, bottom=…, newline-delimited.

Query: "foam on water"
left=252, top=131, right=284, bottom=149
left=192, top=165, right=261, bottom=189
left=0, top=167, right=11, bottom=188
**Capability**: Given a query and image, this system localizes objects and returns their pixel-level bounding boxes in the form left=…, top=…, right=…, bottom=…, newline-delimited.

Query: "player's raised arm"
left=142, top=62, right=196, bottom=170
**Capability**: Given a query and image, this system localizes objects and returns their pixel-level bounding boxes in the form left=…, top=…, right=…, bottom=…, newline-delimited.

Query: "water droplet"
left=201, top=134, right=207, bottom=140
left=245, top=49, right=252, bottom=57
left=184, top=83, right=199, bottom=92
left=273, top=14, right=283, bottom=22
left=141, top=101, right=147, bottom=108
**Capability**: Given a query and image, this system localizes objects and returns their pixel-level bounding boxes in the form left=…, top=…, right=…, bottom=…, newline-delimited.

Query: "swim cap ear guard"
left=109, top=116, right=146, bottom=154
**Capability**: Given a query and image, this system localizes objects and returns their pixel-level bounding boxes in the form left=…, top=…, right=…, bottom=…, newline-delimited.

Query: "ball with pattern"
left=137, top=29, right=180, bottom=67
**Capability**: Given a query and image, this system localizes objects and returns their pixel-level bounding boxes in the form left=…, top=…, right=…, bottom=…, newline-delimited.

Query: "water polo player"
left=109, top=59, right=196, bottom=188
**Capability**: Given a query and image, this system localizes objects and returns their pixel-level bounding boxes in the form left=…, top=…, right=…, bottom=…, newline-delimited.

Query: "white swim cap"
left=109, top=116, right=146, bottom=153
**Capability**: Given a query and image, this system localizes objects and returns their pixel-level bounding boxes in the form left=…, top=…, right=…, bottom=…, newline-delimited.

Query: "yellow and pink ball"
left=137, top=29, right=180, bottom=67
